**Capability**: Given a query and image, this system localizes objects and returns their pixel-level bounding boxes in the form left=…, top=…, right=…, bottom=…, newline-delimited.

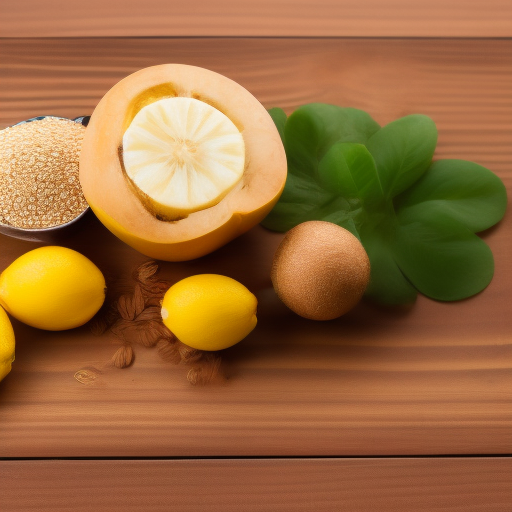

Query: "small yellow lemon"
left=161, top=274, right=257, bottom=351
left=0, top=246, right=106, bottom=331
left=0, top=306, right=15, bottom=382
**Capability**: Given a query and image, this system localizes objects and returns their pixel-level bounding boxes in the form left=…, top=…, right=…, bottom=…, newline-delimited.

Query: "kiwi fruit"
left=271, top=221, right=370, bottom=320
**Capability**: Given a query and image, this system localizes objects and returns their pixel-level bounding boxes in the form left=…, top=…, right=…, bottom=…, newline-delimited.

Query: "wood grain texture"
left=1, top=0, right=511, bottom=38
left=1, top=458, right=511, bottom=512
left=0, top=38, right=511, bottom=458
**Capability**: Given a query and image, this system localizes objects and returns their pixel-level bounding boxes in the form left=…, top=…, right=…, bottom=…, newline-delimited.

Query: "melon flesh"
left=79, top=64, right=287, bottom=261
left=122, top=97, right=246, bottom=220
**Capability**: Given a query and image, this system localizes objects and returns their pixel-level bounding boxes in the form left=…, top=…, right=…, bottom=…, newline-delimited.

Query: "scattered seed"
left=133, top=260, right=159, bottom=283
left=157, top=338, right=181, bottom=364
left=178, top=344, right=203, bottom=364
left=87, top=259, right=223, bottom=385
left=117, top=293, right=138, bottom=320
left=111, top=345, right=134, bottom=369
left=134, top=306, right=161, bottom=322
left=132, top=283, right=145, bottom=315
left=187, top=355, right=221, bottom=386
left=89, top=316, right=111, bottom=336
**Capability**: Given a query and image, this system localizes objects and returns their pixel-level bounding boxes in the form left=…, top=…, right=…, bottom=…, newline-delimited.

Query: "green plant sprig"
left=262, top=103, right=507, bottom=304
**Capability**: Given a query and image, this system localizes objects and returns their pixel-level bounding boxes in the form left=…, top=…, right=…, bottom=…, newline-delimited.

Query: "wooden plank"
left=0, top=38, right=511, bottom=458
left=1, top=458, right=511, bottom=512
left=1, top=39, right=511, bottom=176
left=0, top=0, right=511, bottom=38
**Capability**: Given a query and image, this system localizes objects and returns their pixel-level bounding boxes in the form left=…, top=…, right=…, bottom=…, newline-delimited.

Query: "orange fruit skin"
left=91, top=197, right=280, bottom=262
left=80, top=64, right=287, bottom=261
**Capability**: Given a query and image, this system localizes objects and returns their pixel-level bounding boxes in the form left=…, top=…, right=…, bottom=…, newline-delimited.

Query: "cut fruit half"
left=122, top=97, right=245, bottom=220
left=79, top=64, right=287, bottom=261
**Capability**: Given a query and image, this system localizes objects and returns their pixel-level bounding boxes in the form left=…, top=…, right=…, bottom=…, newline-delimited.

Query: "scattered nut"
left=111, top=345, right=134, bottom=369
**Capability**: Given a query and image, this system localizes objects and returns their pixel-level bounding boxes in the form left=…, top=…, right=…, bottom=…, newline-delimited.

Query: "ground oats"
left=0, top=117, right=88, bottom=229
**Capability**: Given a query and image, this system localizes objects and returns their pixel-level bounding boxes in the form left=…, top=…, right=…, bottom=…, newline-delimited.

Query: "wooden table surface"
left=1, top=3, right=511, bottom=510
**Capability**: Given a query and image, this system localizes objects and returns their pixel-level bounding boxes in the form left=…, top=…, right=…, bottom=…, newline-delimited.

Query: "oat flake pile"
left=0, top=117, right=89, bottom=229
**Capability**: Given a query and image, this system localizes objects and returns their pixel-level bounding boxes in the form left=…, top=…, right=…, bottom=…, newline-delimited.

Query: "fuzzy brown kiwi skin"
left=271, top=221, right=371, bottom=320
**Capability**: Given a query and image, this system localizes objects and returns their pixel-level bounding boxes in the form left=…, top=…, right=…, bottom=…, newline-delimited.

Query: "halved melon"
left=79, top=64, right=287, bottom=261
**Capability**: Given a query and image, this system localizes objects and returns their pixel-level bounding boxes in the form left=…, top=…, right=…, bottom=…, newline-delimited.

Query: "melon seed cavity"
left=0, top=117, right=89, bottom=229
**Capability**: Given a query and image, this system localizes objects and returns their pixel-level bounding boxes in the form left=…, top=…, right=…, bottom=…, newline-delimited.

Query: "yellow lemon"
left=161, top=274, right=257, bottom=351
left=0, top=246, right=106, bottom=331
left=0, top=306, right=15, bottom=382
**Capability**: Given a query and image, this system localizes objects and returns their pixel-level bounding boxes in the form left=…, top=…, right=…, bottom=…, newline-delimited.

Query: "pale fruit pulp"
left=122, top=97, right=245, bottom=220
left=79, top=64, right=287, bottom=262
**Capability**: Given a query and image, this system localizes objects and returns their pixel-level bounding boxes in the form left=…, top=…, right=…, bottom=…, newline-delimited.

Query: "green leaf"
left=318, top=143, right=384, bottom=206
left=366, top=115, right=438, bottom=199
left=293, top=103, right=381, bottom=149
left=360, top=223, right=418, bottom=304
left=262, top=105, right=380, bottom=232
left=262, top=103, right=505, bottom=305
left=285, top=103, right=380, bottom=168
left=395, top=159, right=507, bottom=233
left=394, top=208, right=494, bottom=301
left=283, top=108, right=322, bottom=178
left=261, top=171, right=332, bottom=232
left=268, top=108, right=287, bottom=141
